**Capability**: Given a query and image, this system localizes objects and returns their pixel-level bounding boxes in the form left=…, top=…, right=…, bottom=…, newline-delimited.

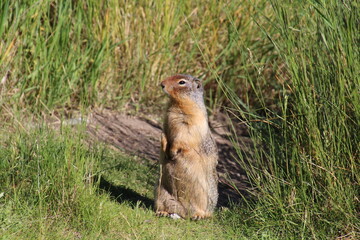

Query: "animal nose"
left=160, top=82, right=165, bottom=89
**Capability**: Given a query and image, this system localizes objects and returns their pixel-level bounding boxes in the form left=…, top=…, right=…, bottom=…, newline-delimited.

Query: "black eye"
left=178, top=80, right=186, bottom=85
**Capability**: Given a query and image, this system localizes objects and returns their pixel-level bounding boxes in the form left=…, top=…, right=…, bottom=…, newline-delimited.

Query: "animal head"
left=160, top=74, right=203, bottom=102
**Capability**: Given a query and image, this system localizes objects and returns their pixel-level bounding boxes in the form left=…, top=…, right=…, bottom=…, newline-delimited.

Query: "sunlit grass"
left=221, top=0, right=359, bottom=238
left=0, top=124, right=222, bottom=239
left=0, top=0, right=279, bottom=112
left=0, top=0, right=359, bottom=239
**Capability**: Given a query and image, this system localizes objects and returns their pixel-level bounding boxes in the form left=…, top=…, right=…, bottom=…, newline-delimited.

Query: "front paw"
left=161, top=133, right=167, bottom=152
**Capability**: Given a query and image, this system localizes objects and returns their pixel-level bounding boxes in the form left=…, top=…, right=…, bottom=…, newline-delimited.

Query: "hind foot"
left=191, top=212, right=211, bottom=221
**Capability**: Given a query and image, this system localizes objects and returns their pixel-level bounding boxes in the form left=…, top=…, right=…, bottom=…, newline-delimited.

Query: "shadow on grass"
left=95, top=176, right=154, bottom=209
left=95, top=174, right=247, bottom=210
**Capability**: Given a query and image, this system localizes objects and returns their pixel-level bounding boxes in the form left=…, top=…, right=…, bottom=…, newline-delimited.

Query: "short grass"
left=0, top=125, right=212, bottom=239
left=0, top=124, right=278, bottom=239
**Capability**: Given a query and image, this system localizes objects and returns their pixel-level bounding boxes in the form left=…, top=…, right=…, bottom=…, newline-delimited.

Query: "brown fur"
left=154, top=74, right=218, bottom=220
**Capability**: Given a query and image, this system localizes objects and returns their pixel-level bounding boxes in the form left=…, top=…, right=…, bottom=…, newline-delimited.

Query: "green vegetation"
left=227, top=1, right=359, bottom=238
left=1, top=0, right=359, bottom=239
left=0, top=0, right=278, bottom=111
left=0, top=126, right=235, bottom=239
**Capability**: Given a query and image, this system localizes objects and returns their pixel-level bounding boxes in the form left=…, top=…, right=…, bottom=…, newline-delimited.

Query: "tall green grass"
left=0, top=1, right=110, bottom=110
left=0, top=0, right=278, bottom=112
left=224, top=0, right=359, bottom=238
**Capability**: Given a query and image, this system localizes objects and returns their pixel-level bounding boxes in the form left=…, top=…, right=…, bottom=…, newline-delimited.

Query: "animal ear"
left=194, top=78, right=202, bottom=89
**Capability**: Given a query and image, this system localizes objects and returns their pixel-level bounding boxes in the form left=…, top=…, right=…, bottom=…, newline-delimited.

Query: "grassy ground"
left=0, top=124, right=272, bottom=239
left=1, top=0, right=359, bottom=239
left=0, top=125, right=218, bottom=239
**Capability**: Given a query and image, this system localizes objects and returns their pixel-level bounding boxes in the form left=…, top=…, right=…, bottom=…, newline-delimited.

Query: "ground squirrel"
left=154, top=74, right=218, bottom=220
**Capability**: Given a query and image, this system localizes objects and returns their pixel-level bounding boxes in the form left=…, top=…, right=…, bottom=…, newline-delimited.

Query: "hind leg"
left=182, top=179, right=212, bottom=220
left=189, top=196, right=212, bottom=220
left=154, top=184, right=186, bottom=218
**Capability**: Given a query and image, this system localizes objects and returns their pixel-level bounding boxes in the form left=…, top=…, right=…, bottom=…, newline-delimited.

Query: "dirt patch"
left=87, top=109, right=253, bottom=207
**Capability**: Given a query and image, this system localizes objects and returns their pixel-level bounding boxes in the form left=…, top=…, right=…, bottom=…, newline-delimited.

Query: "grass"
left=1, top=0, right=359, bottom=239
left=0, top=0, right=279, bottom=112
left=0, top=124, right=226, bottom=239
left=222, top=0, right=360, bottom=238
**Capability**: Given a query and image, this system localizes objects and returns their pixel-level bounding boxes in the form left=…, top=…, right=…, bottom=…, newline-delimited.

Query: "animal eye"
left=178, top=80, right=186, bottom=85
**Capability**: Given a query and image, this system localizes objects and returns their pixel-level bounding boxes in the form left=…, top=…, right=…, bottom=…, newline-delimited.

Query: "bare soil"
left=87, top=108, right=253, bottom=207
